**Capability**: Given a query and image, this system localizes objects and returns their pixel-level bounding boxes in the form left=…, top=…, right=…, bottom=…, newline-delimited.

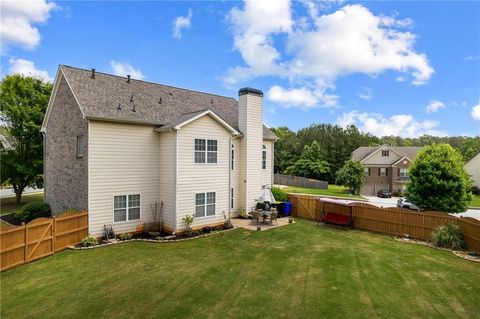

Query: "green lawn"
left=0, top=192, right=44, bottom=215
left=2, top=220, right=479, bottom=319
left=471, top=195, right=480, bottom=208
left=282, top=184, right=365, bottom=200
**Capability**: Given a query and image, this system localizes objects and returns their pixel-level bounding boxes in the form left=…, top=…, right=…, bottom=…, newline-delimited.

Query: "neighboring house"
left=465, top=151, right=480, bottom=187
left=41, top=65, right=277, bottom=236
left=352, top=145, right=422, bottom=196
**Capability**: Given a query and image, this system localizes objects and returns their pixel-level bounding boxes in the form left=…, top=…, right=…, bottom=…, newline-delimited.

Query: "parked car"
left=397, top=198, right=420, bottom=210
left=377, top=190, right=392, bottom=198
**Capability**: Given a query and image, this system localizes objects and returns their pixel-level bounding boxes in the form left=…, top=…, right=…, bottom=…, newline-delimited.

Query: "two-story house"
left=41, top=65, right=277, bottom=236
left=352, top=145, right=422, bottom=196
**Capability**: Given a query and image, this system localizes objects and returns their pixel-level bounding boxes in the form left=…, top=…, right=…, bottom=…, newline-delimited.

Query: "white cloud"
left=464, top=55, right=478, bottom=62
left=472, top=102, right=480, bottom=121
left=426, top=100, right=445, bottom=113
left=110, top=61, right=144, bottom=80
left=224, top=2, right=434, bottom=109
left=337, top=111, right=445, bottom=137
left=358, top=87, right=373, bottom=100
left=0, top=0, right=56, bottom=52
left=7, top=58, right=52, bottom=82
left=267, top=85, right=338, bottom=109
left=172, top=9, right=192, bottom=39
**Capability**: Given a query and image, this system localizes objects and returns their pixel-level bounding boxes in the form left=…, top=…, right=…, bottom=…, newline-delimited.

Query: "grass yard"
left=0, top=192, right=44, bottom=215
left=282, top=184, right=365, bottom=200
left=471, top=195, right=480, bottom=208
left=2, top=220, right=479, bottom=319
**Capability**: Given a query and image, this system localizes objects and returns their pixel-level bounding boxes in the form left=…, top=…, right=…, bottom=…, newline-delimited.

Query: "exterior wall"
left=88, top=121, right=162, bottom=236
left=361, top=160, right=412, bottom=195
left=362, top=148, right=402, bottom=165
left=392, top=160, right=411, bottom=194
left=231, top=138, right=241, bottom=214
left=465, top=153, right=480, bottom=187
left=44, top=73, right=88, bottom=214
left=238, top=93, right=263, bottom=211
left=158, top=131, right=176, bottom=230
left=176, top=115, right=232, bottom=231
left=262, top=140, right=273, bottom=188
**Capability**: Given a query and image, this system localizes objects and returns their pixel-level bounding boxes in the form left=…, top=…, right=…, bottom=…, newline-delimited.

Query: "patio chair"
left=250, top=210, right=260, bottom=225
left=270, top=211, right=278, bottom=224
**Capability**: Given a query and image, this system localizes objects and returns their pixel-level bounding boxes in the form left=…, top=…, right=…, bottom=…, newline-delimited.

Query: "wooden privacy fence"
left=274, top=174, right=328, bottom=189
left=288, top=194, right=480, bottom=254
left=1, top=211, right=88, bottom=271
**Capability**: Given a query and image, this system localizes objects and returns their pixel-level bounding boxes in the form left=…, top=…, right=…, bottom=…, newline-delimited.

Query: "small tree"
left=286, top=140, right=330, bottom=180
left=0, top=75, right=52, bottom=203
left=406, top=144, right=471, bottom=213
left=336, top=160, right=365, bottom=195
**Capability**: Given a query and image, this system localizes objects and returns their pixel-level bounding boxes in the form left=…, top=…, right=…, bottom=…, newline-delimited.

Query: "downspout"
left=174, top=129, right=178, bottom=233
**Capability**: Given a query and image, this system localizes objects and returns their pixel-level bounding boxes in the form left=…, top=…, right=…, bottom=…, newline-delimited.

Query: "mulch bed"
left=0, top=213, right=22, bottom=226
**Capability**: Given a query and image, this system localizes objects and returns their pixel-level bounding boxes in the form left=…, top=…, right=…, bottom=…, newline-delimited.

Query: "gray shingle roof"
left=60, top=65, right=277, bottom=140
left=352, top=145, right=422, bottom=161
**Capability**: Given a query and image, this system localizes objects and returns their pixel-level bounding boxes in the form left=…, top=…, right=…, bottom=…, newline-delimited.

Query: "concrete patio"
left=231, top=217, right=295, bottom=231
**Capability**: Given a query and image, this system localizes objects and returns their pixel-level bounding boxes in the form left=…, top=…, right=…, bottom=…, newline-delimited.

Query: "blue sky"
left=1, top=0, right=479, bottom=137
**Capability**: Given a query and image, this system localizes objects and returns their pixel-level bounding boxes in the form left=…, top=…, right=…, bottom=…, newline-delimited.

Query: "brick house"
left=352, top=145, right=422, bottom=196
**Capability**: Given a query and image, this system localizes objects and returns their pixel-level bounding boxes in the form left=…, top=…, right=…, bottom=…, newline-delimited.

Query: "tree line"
left=271, top=124, right=480, bottom=183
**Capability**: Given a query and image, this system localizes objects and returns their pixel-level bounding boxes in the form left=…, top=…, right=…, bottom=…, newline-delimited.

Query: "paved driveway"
left=0, top=187, right=43, bottom=198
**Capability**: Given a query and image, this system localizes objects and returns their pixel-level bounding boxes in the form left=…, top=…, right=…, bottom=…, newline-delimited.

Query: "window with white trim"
left=113, top=194, right=140, bottom=222
left=77, top=135, right=84, bottom=157
left=381, top=150, right=389, bottom=157
left=364, top=167, right=370, bottom=176
left=195, top=192, right=216, bottom=217
left=194, top=139, right=217, bottom=163
left=262, top=145, right=267, bottom=169
left=231, top=144, right=234, bottom=170
left=379, top=167, right=387, bottom=176
left=399, top=168, right=408, bottom=177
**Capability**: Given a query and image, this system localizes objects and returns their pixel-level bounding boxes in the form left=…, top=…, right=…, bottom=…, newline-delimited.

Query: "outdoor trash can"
left=284, top=201, right=292, bottom=216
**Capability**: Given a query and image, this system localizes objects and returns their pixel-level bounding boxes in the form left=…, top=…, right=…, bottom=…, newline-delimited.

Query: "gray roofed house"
left=352, top=145, right=423, bottom=196
left=42, top=65, right=277, bottom=236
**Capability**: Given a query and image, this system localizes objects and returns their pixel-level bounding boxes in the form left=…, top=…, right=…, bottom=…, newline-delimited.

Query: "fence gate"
left=25, top=218, right=54, bottom=263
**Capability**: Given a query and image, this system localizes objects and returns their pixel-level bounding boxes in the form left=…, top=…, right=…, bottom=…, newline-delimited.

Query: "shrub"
left=431, top=223, right=466, bottom=250
left=15, top=201, right=51, bottom=223
left=335, top=160, right=365, bottom=195
left=81, top=236, right=98, bottom=247
left=202, top=226, right=212, bottom=234
left=271, top=187, right=288, bottom=202
left=471, top=186, right=480, bottom=196
left=214, top=225, right=224, bottom=231
left=182, top=214, right=194, bottom=229
left=238, top=208, right=248, bottom=219
left=118, top=232, right=132, bottom=241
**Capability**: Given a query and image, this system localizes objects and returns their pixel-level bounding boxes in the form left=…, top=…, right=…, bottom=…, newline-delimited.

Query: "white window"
left=77, top=135, right=84, bottom=157
left=195, top=192, right=216, bottom=217
left=379, top=167, right=387, bottom=176
left=194, top=139, right=217, bottom=163
left=231, top=188, right=234, bottom=209
left=364, top=167, right=370, bottom=176
left=231, top=144, right=234, bottom=170
left=400, top=168, right=408, bottom=177
left=381, top=150, right=389, bottom=157
left=113, top=194, right=140, bottom=222
left=262, top=145, right=267, bottom=169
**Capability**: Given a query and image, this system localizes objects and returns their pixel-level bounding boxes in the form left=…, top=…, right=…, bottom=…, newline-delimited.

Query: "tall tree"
left=335, top=160, right=365, bottom=195
left=406, top=144, right=472, bottom=213
left=286, top=140, right=330, bottom=180
left=0, top=75, right=52, bottom=203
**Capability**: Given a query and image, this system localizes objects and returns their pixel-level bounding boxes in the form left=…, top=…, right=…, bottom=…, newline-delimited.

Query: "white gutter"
left=174, top=129, right=178, bottom=233
left=228, top=134, right=240, bottom=216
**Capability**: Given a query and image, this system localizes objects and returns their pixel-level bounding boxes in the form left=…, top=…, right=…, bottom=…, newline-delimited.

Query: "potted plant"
left=223, top=210, right=233, bottom=229
left=271, top=187, right=288, bottom=216
left=182, top=214, right=194, bottom=237
left=256, top=225, right=262, bottom=231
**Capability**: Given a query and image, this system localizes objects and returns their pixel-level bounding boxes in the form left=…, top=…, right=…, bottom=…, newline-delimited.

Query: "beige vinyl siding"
left=89, top=121, right=161, bottom=236
left=238, top=93, right=263, bottom=211
left=158, top=131, right=176, bottom=230
left=176, top=115, right=231, bottom=230
left=465, top=153, right=480, bottom=187
left=231, top=138, right=241, bottom=214
left=262, top=141, right=273, bottom=188
left=362, top=148, right=401, bottom=165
